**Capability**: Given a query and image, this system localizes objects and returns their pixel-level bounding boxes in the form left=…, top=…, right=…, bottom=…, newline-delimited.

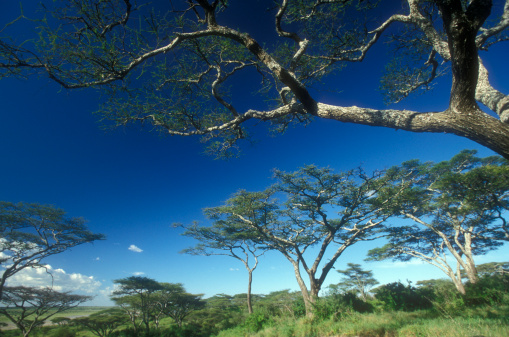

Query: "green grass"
left=216, top=305, right=509, bottom=337
left=2, top=305, right=508, bottom=336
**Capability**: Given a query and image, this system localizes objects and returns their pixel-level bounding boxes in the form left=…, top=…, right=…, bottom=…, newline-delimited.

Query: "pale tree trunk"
left=247, top=269, right=253, bottom=314
left=288, top=259, right=315, bottom=317
left=449, top=263, right=467, bottom=295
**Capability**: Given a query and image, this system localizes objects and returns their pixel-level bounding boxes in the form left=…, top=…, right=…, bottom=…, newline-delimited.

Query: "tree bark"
left=288, top=258, right=314, bottom=317
left=247, top=269, right=253, bottom=314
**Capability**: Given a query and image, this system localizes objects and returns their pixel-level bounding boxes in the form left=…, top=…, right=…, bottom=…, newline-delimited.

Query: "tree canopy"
left=73, top=309, right=129, bottom=337
left=0, top=286, right=92, bottom=337
left=333, top=263, right=379, bottom=301
left=1, top=0, right=508, bottom=157
left=179, top=220, right=264, bottom=314
left=367, top=150, right=509, bottom=294
left=111, top=276, right=205, bottom=331
left=202, top=165, right=408, bottom=316
left=111, top=276, right=162, bottom=334
left=0, top=201, right=105, bottom=299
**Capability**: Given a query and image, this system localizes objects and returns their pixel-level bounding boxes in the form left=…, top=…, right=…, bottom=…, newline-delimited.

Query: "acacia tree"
left=367, top=150, right=509, bottom=294
left=0, top=202, right=105, bottom=300
left=111, top=276, right=162, bottom=335
left=204, top=165, right=407, bottom=316
left=1, top=1, right=508, bottom=158
left=73, top=309, right=128, bottom=337
left=178, top=220, right=264, bottom=314
left=0, top=286, right=91, bottom=337
left=333, top=263, right=379, bottom=301
left=153, top=283, right=205, bottom=328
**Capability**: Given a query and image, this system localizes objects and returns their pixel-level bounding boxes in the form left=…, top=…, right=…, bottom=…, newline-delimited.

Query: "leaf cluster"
left=367, top=150, right=509, bottom=262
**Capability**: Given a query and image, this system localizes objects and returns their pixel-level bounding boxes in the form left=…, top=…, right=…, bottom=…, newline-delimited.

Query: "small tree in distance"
left=154, top=283, right=205, bottom=328
left=111, top=276, right=162, bottom=335
left=111, top=277, right=205, bottom=331
left=0, top=286, right=92, bottom=337
left=73, top=309, right=128, bottom=337
left=333, top=263, right=379, bottom=301
left=178, top=220, right=264, bottom=314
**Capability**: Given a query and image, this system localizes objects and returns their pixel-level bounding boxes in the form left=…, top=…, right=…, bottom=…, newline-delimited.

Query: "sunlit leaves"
left=367, top=150, right=509, bottom=291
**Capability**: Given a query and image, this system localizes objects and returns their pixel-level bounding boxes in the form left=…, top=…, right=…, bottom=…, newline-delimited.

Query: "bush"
left=373, top=282, right=432, bottom=312
left=242, top=309, right=272, bottom=332
left=464, top=273, right=509, bottom=306
left=312, top=292, right=374, bottom=321
left=110, top=327, right=199, bottom=337
left=49, top=326, right=76, bottom=337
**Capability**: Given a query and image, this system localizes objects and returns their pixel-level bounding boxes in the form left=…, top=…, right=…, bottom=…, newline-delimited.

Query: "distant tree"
left=367, top=150, right=509, bottom=294
left=153, top=283, right=205, bottom=328
left=0, top=286, right=91, bottom=337
left=0, top=202, right=105, bottom=299
left=50, top=317, right=72, bottom=326
left=109, top=295, right=142, bottom=333
left=111, top=276, right=162, bottom=334
left=1, top=1, right=509, bottom=158
left=191, top=294, right=245, bottom=334
left=333, top=263, right=379, bottom=301
left=470, top=262, right=509, bottom=277
left=204, top=165, right=406, bottom=316
left=178, top=219, right=265, bottom=314
left=73, top=309, right=128, bottom=337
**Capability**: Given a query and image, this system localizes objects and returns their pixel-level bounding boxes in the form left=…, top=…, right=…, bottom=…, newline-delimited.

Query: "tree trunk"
left=288, top=259, right=314, bottom=317
left=463, top=254, right=479, bottom=284
left=451, top=277, right=467, bottom=295
left=247, top=269, right=253, bottom=314
left=449, top=263, right=467, bottom=295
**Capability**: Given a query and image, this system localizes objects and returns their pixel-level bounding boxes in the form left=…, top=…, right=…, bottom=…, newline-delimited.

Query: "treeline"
left=1, top=267, right=508, bottom=336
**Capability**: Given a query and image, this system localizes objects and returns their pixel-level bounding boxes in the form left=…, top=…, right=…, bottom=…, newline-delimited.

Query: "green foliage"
left=242, top=309, right=271, bottom=332
left=367, top=150, right=509, bottom=290
left=0, top=201, right=105, bottom=298
left=0, top=286, right=92, bottom=337
left=372, top=282, right=433, bottom=312
left=216, top=308, right=509, bottom=337
left=463, top=273, right=509, bottom=307
left=110, top=277, right=204, bottom=333
left=73, top=308, right=128, bottom=337
left=203, top=165, right=402, bottom=315
left=333, top=263, right=379, bottom=301
left=49, top=326, right=76, bottom=337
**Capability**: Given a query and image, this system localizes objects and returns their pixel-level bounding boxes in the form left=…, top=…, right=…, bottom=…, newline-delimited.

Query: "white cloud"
left=5, top=265, right=102, bottom=294
left=128, top=244, right=143, bottom=253
left=94, top=257, right=100, bottom=261
left=229, top=268, right=240, bottom=271
left=133, top=271, right=145, bottom=276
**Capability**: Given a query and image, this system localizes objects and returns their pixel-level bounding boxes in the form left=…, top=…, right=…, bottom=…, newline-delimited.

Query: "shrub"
left=312, top=292, right=374, bottom=321
left=49, top=326, right=76, bottom=337
left=464, top=273, right=509, bottom=306
left=242, top=309, right=272, bottom=332
left=373, top=282, right=432, bottom=312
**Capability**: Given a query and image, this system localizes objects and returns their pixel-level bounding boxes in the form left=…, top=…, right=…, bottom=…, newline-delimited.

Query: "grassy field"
left=216, top=305, right=509, bottom=337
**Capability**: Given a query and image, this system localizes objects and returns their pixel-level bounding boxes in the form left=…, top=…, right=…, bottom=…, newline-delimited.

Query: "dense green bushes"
left=371, top=281, right=434, bottom=312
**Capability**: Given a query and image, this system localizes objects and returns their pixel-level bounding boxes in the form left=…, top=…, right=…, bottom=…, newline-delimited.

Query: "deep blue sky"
left=1, top=1, right=508, bottom=305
